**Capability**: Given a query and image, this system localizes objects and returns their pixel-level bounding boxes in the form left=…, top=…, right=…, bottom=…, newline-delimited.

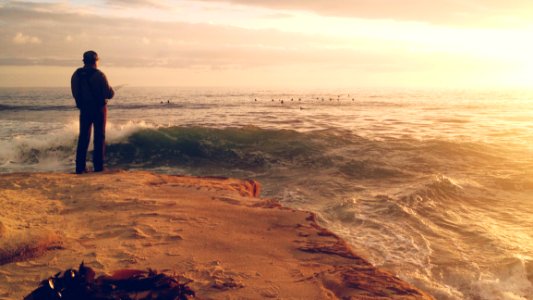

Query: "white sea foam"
left=0, top=121, right=77, bottom=171
left=472, top=259, right=533, bottom=300
left=0, top=120, right=156, bottom=172
left=106, top=120, right=157, bottom=143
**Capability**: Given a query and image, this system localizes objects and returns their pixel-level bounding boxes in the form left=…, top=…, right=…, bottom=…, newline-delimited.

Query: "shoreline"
left=0, top=170, right=432, bottom=299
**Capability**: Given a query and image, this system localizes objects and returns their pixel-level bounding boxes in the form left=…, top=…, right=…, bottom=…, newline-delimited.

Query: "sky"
left=0, top=0, right=533, bottom=89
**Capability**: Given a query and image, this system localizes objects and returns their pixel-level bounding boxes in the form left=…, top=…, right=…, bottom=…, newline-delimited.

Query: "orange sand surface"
left=0, top=171, right=432, bottom=299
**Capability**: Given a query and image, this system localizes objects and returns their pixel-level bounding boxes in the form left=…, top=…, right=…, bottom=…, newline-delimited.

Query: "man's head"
left=83, top=50, right=99, bottom=66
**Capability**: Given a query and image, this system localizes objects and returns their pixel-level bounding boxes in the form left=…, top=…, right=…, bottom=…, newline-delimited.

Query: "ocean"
left=0, top=87, right=532, bottom=299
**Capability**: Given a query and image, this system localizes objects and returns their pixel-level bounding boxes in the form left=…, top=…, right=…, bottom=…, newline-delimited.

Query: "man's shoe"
left=76, top=168, right=88, bottom=174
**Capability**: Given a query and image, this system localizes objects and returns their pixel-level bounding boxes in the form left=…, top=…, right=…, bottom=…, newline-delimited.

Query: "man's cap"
left=83, top=51, right=99, bottom=64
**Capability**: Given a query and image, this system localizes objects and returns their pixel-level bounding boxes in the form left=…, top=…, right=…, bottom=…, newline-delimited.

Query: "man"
left=71, top=50, right=114, bottom=174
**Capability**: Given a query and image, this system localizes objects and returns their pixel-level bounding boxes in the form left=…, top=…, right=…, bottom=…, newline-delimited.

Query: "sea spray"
left=0, top=120, right=156, bottom=172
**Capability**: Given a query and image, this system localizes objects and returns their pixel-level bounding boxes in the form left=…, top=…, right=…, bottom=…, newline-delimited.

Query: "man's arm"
left=71, top=70, right=81, bottom=108
left=97, top=71, right=114, bottom=100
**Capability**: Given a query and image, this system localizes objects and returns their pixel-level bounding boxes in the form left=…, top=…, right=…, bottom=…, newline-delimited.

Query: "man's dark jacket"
left=71, top=66, right=114, bottom=109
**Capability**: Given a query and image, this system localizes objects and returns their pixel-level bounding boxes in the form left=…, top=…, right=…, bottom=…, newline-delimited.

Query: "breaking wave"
left=0, top=124, right=519, bottom=182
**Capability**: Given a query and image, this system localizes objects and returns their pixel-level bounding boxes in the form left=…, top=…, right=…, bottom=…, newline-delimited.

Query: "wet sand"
left=0, top=171, right=432, bottom=299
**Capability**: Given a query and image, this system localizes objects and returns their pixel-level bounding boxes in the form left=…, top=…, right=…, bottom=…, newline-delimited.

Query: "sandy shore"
left=0, top=171, right=432, bottom=299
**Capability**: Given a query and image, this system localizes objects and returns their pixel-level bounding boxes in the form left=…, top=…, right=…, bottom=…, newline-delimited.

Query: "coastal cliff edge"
left=0, top=171, right=433, bottom=299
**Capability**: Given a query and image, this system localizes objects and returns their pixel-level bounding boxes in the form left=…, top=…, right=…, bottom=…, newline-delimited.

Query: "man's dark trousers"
left=76, top=106, right=107, bottom=173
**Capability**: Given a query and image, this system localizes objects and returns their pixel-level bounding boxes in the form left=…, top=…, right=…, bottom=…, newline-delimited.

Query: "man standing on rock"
left=71, top=50, right=114, bottom=174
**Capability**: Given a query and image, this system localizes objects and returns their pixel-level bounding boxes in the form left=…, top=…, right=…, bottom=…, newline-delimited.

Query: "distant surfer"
left=71, top=51, right=114, bottom=174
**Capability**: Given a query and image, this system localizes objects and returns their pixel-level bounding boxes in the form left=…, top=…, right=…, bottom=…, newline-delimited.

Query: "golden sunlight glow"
left=1, top=1, right=533, bottom=89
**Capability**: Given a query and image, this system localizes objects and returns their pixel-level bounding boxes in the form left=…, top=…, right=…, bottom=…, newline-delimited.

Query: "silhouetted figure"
left=71, top=51, right=114, bottom=174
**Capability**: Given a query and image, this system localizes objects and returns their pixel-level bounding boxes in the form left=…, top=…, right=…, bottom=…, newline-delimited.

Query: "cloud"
left=193, top=0, right=533, bottom=27
left=141, top=37, right=151, bottom=45
left=1, top=1, right=529, bottom=88
left=105, top=0, right=169, bottom=8
left=0, top=57, right=76, bottom=66
left=1, top=2, right=386, bottom=70
left=12, top=32, right=42, bottom=44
